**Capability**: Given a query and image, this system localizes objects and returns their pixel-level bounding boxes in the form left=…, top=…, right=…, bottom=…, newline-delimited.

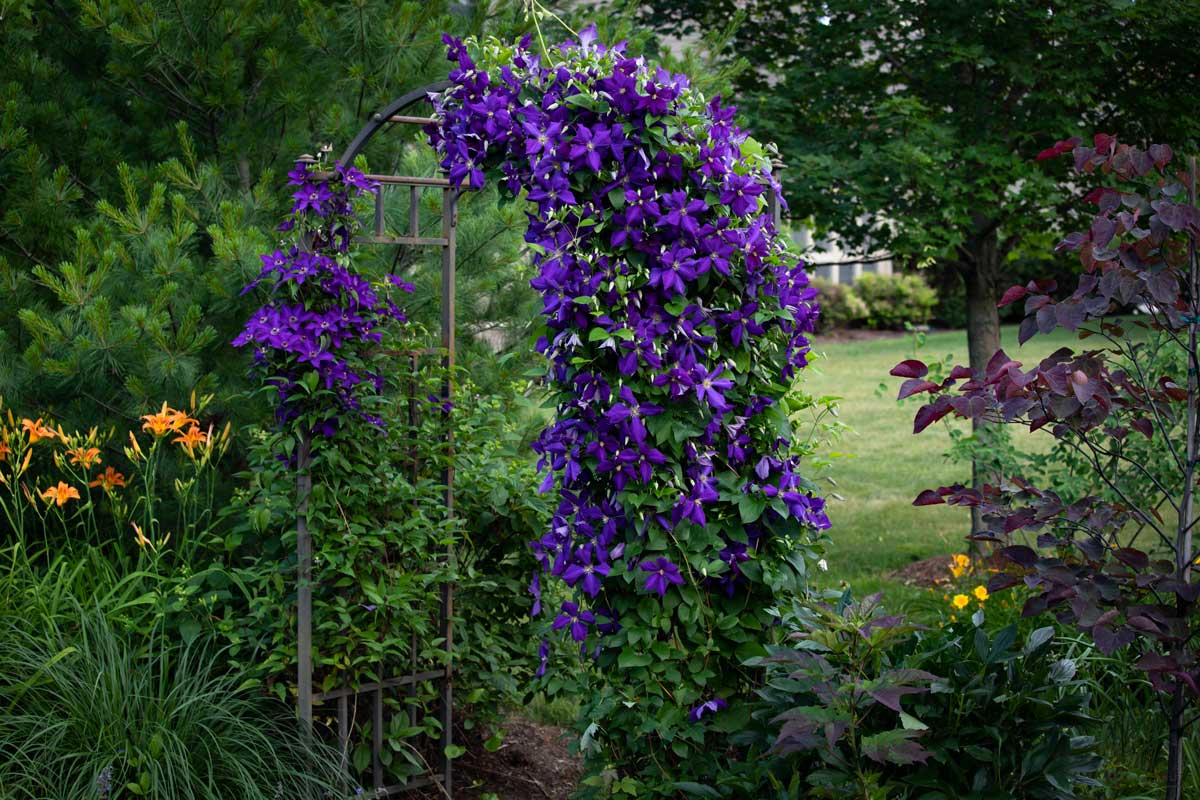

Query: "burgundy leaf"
left=867, top=686, right=925, bottom=713
left=898, top=378, right=940, bottom=400
left=1073, top=146, right=1094, bottom=172
left=890, top=359, right=929, bottom=379
left=1070, top=370, right=1095, bottom=404
left=1091, top=216, right=1117, bottom=249
left=1130, top=417, right=1153, bottom=439
left=1098, top=191, right=1123, bottom=214
left=913, top=399, right=953, bottom=434
left=1055, top=231, right=1086, bottom=253
left=1130, top=148, right=1153, bottom=177
left=949, top=365, right=973, bottom=380
left=913, top=489, right=946, bottom=507
left=1093, top=624, right=1135, bottom=655
left=1018, top=315, right=1039, bottom=345
left=1002, top=545, right=1038, bottom=567
left=985, top=349, right=1019, bottom=380
left=998, top=285, right=1027, bottom=308
left=1148, top=143, right=1173, bottom=167
left=1035, top=137, right=1079, bottom=161
left=1152, top=199, right=1187, bottom=231
left=1113, top=548, right=1149, bottom=570
left=1144, top=270, right=1178, bottom=305
left=1036, top=305, right=1058, bottom=334
left=1055, top=300, right=1086, bottom=331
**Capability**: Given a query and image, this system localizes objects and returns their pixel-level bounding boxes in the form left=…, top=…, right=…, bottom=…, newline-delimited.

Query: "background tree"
left=0, top=0, right=535, bottom=433
left=629, top=0, right=1200, bottom=535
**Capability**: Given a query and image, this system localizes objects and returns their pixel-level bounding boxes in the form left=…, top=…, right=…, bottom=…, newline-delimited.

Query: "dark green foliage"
left=811, top=278, right=868, bottom=332
left=754, top=594, right=1102, bottom=798
left=443, top=383, right=551, bottom=724
left=0, top=550, right=351, bottom=800
left=759, top=593, right=939, bottom=793
left=209, top=369, right=551, bottom=783
left=0, top=0, right=534, bottom=432
left=853, top=273, right=938, bottom=331
left=904, top=623, right=1102, bottom=798
left=633, top=0, right=1200, bottom=277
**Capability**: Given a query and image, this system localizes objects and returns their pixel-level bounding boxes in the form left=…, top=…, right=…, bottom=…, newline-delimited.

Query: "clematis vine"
left=234, top=161, right=413, bottom=435
left=428, top=26, right=830, bottom=785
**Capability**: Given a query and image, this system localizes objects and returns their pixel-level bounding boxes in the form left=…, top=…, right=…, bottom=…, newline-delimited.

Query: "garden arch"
left=295, top=80, right=460, bottom=798
left=281, top=31, right=822, bottom=798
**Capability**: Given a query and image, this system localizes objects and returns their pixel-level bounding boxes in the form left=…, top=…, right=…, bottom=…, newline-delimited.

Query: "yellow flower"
left=40, top=481, right=80, bottom=507
left=973, top=585, right=989, bottom=602
left=173, top=424, right=208, bottom=458
left=21, top=418, right=56, bottom=444
left=66, top=446, right=102, bottom=470
left=132, top=521, right=151, bottom=548
left=951, top=594, right=970, bottom=611
left=949, top=553, right=971, bottom=579
left=89, top=466, right=126, bottom=492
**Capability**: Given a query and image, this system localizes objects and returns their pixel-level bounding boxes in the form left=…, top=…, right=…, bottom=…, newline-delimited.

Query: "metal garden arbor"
left=295, top=81, right=458, bottom=798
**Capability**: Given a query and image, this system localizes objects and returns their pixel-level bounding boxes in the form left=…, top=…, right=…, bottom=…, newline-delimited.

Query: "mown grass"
left=799, top=324, right=1087, bottom=608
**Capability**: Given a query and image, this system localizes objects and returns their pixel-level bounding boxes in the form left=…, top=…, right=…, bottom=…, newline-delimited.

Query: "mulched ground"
left=414, top=713, right=582, bottom=800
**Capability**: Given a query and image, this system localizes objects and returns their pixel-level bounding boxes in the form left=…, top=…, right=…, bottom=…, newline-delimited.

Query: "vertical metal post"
left=373, top=686, right=385, bottom=790
left=408, top=353, right=420, bottom=731
left=337, top=694, right=350, bottom=772
left=409, top=186, right=420, bottom=238
left=296, top=431, right=314, bottom=728
left=439, top=186, right=457, bottom=796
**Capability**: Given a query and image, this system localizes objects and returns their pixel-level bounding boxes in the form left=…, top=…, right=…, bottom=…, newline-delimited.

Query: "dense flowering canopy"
left=428, top=28, right=829, bottom=760
left=233, top=162, right=413, bottom=434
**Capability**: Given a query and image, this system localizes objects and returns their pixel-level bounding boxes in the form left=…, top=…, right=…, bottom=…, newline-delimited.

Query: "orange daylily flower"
left=173, top=424, right=208, bottom=458
left=141, top=403, right=197, bottom=436
left=88, top=466, right=126, bottom=491
left=0, top=437, right=9, bottom=461
left=21, top=418, right=56, bottom=444
left=66, top=446, right=102, bottom=470
left=40, top=481, right=81, bottom=507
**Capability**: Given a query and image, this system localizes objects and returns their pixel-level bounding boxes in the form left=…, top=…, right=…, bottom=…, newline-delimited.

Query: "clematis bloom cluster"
left=428, top=29, right=828, bottom=662
left=233, top=162, right=413, bottom=434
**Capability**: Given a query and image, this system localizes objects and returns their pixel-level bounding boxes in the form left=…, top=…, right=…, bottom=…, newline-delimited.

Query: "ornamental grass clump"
left=0, top=611, right=350, bottom=800
left=428, top=27, right=831, bottom=793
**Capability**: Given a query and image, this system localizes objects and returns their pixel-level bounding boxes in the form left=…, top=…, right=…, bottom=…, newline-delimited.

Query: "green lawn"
left=799, top=324, right=1086, bottom=607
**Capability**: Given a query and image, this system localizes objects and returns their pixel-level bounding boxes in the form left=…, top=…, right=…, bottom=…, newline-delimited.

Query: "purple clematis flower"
left=292, top=182, right=334, bottom=216
left=659, top=191, right=708, bottom=237
left=639, top=557, right=685, bottom=596
left=688, top=697, right=729, bottom=722
left=552, top=601, right=595, bottom=643
left=691, top=363, right=734, bottom=412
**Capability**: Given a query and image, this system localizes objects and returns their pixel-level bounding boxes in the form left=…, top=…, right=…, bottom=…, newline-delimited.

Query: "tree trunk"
left=960, top=221, right=1003, bottom=547
left=1166, top=683, right=1186, bottom=800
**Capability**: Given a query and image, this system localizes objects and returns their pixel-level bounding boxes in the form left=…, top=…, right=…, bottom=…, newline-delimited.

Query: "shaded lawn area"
left=799, top=324, right=1090, bottom=609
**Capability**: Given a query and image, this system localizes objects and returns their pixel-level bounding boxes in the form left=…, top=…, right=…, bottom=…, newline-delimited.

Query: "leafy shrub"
left=904, top=623, right=1102, bottom=797
left=854, top=273, right=938, bottom=330
left=900, top=136, right=1200, bottom=797
left=0, top=609, right=350, bottom=800
left=754, top=592, right=1101, bottom=798
left=812, top=278, right=868, bottom=332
